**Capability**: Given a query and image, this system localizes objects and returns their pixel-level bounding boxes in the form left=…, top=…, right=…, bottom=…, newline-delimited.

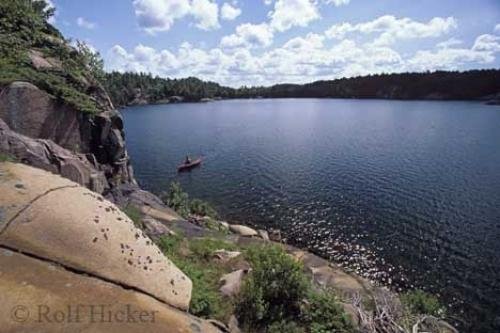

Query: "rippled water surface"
left=121, top=99, right=500, bottom=331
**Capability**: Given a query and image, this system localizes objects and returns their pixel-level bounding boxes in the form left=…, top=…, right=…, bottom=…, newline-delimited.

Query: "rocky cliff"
left=0, top=0, right=136, bottom=195
left=0, top=162, right=221, bottom=332
left=0, top=80, right=135, bottom=193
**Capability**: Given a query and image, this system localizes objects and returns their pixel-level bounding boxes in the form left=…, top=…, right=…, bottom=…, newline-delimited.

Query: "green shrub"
left=163, top=182, right=190, bottom=218
left=236, top=244, right=355, bottom=332
left=177, top=259, right=228, bottom=318
left=162, top=182, right=219, bottom=219
left=0, top=153, right=15, bottom=162
left=157, top=234, right=184, bottom=257
left=190, top=198, right=218, bottom=218
left=401, top=290, right=444, bottom=317
left=122, top=205, right=143, bottom=229
left=157, top=235, right=231, bottom=321
left=236, top=244, right=309, bottom=329
left=188, top=238, right=236, bottom=260
left=302, top=291, right=354, bottom=333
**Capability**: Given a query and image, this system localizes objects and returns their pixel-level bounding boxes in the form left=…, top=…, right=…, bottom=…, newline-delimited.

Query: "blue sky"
left=48, top=0, right=500, bottom=87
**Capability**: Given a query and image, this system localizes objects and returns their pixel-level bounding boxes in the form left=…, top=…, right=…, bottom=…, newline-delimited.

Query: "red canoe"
left=177, top=158, right=202, bottom=172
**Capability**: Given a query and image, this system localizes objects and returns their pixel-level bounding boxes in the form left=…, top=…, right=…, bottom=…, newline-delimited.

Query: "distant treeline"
left=104, top=69, right=500, bottom=107
left=103, top=72, right=235, bottom=107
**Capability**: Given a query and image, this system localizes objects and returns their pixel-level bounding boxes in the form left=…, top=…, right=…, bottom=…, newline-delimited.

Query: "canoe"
left=177, top=158, right=202, bottom=172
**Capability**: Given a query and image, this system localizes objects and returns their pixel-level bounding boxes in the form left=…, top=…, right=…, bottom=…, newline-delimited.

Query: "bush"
left=401, top=290, right=444, bottom=317
left=157, top=233, right=184, bottom=257
left=157, top=235, right=232, bottom=320
left=122, top=205, right=143, bottom=229
left=163, top=182, right=190, bottom=218
left=176, top=258, right=227, bottom=318
left=236, top=244, right=309, bottom=329
left=190, top=198, right=218, bottom=219
left=236, top=244, right=355, bottom=332
left=188, top=238, right=236, bottom=259
left=302, top=291, right=354, bottom=333
left=162, top=182, right=218, bottom=219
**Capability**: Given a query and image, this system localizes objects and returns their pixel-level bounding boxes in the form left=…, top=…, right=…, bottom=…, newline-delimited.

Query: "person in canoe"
left=178, top=155, right=202, bottom=172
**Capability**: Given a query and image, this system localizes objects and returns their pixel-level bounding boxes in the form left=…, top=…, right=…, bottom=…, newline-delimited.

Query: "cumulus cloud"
left=220, top=23, right=273, bottom=49
left=77, top=17, right=97, bottom=29
left=472, top=34, right=500, bottom=52
left=269, top=0, right=320, bottom=32
left=191, top=0, right=219, bottom=30
left=495, top=23, right=500, bottom=32
left=436, top=38, right=463, bottom=49
left=106, top=33, right=405, bottom=87
left=133, top=0, right=219, bottom=34
left=325, top=15, right=457, bottom=45
left=221, top=3, right=241, bottom=21
left=106, top=18, right=498, bottom=87
left=407, top=34, right=499, bottom=71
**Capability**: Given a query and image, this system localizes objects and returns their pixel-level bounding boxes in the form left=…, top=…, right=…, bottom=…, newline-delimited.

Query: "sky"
left=47, top=0, right=500, bottom=87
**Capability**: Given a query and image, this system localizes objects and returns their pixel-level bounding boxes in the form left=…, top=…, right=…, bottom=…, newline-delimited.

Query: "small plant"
left=401, top=290, right=444, bottom=317
left=157, top=235, right=232, bottom=321
left=162, top=182, right=219, bottom=219
left=302, top=290, right=354, bottom=333
left=189, top=198, right=218, bottom=219
left=179, top=259, right=228, bottom=318
left=162, top=182, right=190, bottom=218
left=122, top=205, right=143, bottom=229
left=236, top=244, right=309, bottom=329
left=188, top=238, right=237, bottom=260
left=157, top=233, right=184, bottom=257
left=236, top=244, right=354, bottom=332
left=0, top=152, right=15, bottom=162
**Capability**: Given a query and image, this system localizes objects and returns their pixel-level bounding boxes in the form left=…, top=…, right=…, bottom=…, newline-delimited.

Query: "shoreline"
left=119, top=95, right=498, bottom=109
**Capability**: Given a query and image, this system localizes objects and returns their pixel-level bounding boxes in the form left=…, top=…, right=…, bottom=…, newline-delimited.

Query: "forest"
left=103, top=69, right=500, bottom=107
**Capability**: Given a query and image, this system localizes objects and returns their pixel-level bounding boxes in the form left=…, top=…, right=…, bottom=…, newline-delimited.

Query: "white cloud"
left=495, top=23, right=500, bottom=33
left=220, top=23, right=273, bottom=49
left=324, top=0, right=351, bottom=6
left=437, top=38, right=463, bottom=49
left=190, top=0, right=220, bottom=30
left=325, top=22, right=353, bottom=39
left=221, top=3, right=241, bottom=21
left=77, top=17, right=97, bottom=29
left=407, top=34, right=500, bottom=71
left=132, top=0, right=219, bottom=34
left=269, top=0, right=320, bottom=32
left=106, top=28, right=499, bottom=88
left=472, top=34, right=500, bottom=52
left=325, top=15, right=457, bottom=46
left=283, top=33, right=324, bottom=50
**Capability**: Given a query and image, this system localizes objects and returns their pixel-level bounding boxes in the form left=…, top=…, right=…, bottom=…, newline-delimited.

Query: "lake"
left=121, top=98, right=500, bottom=332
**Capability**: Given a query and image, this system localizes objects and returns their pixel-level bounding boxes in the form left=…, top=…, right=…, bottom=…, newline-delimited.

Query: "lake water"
left=121, top=99, right=500, bottom=332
